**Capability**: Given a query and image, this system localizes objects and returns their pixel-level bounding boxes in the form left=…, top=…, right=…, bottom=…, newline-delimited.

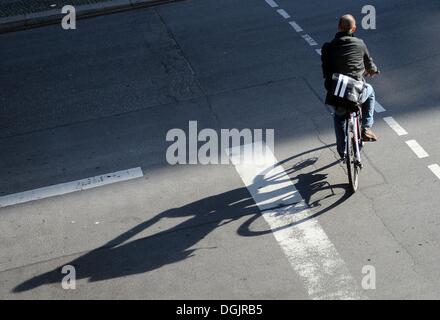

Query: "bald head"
left=338, top=14, right=356, bottom=34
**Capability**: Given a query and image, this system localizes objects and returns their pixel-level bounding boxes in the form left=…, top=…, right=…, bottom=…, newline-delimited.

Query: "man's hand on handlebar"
left=365, top=70, right=380, bottom=77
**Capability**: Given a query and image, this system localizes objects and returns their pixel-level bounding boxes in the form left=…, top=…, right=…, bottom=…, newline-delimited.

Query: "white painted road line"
left=288, top=21, right=303, bottom=32
left=375, top=101, right=386, bottom=113
left=227, top=142, right=364, bottom=300
left=405, top=140, right=429, bottom=159
left=315, top=48, right=322, bottom=56
left=428, top=164, right=440, bottom=180
left=302, top=34, right=318, bottom=46
left=264, top=0, right=278, bottom=8
left=0, top=167, right=144, bottom=208
left=383, top=117, right=408, bottom=136
left=277, top=9, right=290, bottom=19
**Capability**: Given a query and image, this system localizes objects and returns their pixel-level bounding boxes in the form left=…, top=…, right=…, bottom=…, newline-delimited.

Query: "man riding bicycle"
left=321, top=14, right=379, bottom=161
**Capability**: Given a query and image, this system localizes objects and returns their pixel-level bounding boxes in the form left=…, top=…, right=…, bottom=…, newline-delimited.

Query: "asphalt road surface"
left=1, top=0, right=440, bottom=299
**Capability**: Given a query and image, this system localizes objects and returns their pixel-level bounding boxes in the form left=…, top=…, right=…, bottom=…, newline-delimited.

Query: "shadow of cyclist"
left=13, top=144, right=351, bottom=293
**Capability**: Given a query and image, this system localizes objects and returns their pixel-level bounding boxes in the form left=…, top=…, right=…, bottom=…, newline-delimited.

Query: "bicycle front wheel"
left=346, top=125, right=360, bottom=193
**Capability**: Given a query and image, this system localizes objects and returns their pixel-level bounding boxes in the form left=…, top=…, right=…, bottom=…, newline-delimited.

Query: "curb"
left=0, top=0, right=179, bottom=34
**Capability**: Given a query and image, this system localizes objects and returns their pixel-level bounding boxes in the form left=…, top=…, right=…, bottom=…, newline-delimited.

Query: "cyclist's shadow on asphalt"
left=13, top=144, right=352, bottom=293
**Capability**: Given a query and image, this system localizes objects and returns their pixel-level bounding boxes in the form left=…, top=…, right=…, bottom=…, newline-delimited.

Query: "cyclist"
left=321, top=14, right=379, bottom=161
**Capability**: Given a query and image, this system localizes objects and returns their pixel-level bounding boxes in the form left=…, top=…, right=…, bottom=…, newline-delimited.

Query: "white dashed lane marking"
left=374, top=101, right=386, bottom=113
left=288, top=21, right=303, bottom=32
left=276, top=9, right=290, bottom=19
left=383, top=117, right=408, bottom=136
left=264, top=0, right=279, bottom=8
left=406, top=140, right=429, bottom=159
left=0, top=167, right=144, bottom=208
left=428, top=164, right=440, bottom=180
left=301, top=34, right=318, bottom=46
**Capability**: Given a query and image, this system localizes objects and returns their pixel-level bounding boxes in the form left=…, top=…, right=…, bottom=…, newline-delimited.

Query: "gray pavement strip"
left=0, top=0, right=179, bottom=33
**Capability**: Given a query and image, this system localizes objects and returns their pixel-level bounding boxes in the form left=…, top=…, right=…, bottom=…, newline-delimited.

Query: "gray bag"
left=327, top=73, right=366, bottom=109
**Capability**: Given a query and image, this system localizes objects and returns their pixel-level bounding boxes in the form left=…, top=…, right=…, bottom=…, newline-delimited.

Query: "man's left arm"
left=362, top=41, right=378, bottom=75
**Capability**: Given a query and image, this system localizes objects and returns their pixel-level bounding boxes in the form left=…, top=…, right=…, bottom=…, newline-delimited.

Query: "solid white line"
left=374, top=101, right=386, bottom=113
left=301, top=34, right=318, bottom=46
left=315, top=49, right=322, bottom=56
left=383, top=117, right=408, bottom=136
left=428, top=164, right=440, bottom=180
left=276, top=9, right=290, bottom=19
left=288, top=21, right=303, bottom=32
left=0, top=167, right=144, bottom=208
left=405, top=140, right=429, bottom=158
left=264, top=0, right=279, bottom=8
left=227, top=142, right=364, bottom=300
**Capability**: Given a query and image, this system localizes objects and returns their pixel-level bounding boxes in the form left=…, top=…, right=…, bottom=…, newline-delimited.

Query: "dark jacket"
left=321, top=31, right=378, bottom=94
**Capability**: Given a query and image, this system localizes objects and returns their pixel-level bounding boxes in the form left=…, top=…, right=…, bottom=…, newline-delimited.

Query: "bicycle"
left=345, top=70, right=379, bottom=192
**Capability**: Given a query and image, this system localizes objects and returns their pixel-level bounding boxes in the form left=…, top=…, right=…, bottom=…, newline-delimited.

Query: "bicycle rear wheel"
left=346, top=122, right=360, bottom=192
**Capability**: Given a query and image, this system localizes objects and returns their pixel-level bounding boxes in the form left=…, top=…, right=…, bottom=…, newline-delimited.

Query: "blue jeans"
left=333, top=83, right=375, bottom=157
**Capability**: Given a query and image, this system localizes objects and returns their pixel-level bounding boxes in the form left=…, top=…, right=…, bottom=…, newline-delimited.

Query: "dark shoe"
left=362, top=128, right=378, bottom=142
left=338, top=152, right=346, bottom=163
